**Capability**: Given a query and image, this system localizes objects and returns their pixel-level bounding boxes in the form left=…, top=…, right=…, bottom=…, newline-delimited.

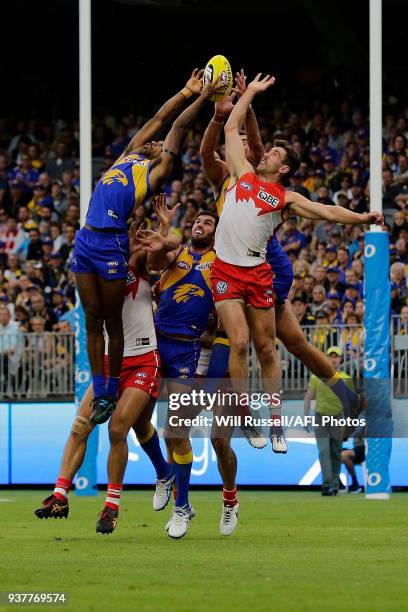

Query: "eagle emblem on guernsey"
left=173, top=283, right=205, bottom=303
left=102, top=168, right=128, bottom=186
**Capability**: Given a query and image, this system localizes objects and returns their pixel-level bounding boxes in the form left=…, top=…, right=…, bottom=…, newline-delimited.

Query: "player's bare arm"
left=234, top=69, right=265, bottom=165
left=148, top=78, right=222, bottom=191
left=224, top=73, right=275, bottom=180
left=285, top=191, right=385, bottom=226
left=118, top=68, right=204, bottom=161
left=200, top=96, right=234, bottom=194
left=138, top=193, right=182, bottom=270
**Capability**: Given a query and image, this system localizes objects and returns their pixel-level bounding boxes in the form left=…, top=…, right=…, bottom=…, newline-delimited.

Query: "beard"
left=191, top=234, right=213, bottom=249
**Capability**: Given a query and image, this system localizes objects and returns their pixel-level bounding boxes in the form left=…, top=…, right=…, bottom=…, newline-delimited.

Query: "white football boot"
left=168, top=505, right=191, bottom=539
left=153, top=471, right=175, bottom=511
left=220, top=503, right=239, bottom=536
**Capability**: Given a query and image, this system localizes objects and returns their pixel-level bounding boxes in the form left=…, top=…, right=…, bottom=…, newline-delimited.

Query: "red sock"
left=105, top=483, right=123, bottom=510
left=223, top=487, right=238, bottom=507
left=53, top=477, right=72, bottom=501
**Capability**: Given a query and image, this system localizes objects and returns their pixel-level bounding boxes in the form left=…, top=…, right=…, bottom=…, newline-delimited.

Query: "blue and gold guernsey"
left=86, top=153, right=152, bottom=230
left=154, top=246, right=215, bottom=338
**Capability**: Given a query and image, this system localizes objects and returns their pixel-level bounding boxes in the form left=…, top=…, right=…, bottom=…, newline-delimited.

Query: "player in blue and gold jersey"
left=142, top=205, right=217, bottom=538
left=72, top=71, right=221, bottom=426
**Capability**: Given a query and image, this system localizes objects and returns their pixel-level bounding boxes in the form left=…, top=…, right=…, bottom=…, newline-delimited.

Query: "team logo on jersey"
left=173, top=283, right=205, bottom=303
left=102, top=168, right=128, bottom=187
left=216, top=281, right=228, bottom=295
left=114, top=154, right=146, bottom=167
left=257, top=188, right=279, bottom=208
left=136, top=338, right=150, bottom=346
left=107, top=209, right=119, bottom=220
left=195, top=262, right=212, bottom=271
left=240, top=181, right=253, bottom=191
left=177, top=261, right=191, bottom=270
left=136, top=371, right=147, bottom=378
left=125, top=267, right=140, bottom=299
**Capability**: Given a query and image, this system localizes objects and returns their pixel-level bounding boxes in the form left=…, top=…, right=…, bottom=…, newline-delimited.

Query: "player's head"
left=257, top=139, right=300, bottom=181
left=136, top=140, right=163, bottom=159
left=191, top=211, right=218, bottom=249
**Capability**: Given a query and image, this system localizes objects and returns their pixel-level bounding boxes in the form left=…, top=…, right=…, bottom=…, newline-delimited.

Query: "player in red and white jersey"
left=210, top=74, right=293, bottom=450
left=35, top=212, right=180, bottom=534
left=211, top=73, right=384, bottom=451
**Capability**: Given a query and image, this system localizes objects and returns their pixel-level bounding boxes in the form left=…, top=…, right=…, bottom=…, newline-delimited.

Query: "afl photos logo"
left=216, top=281, right=228, bottom=295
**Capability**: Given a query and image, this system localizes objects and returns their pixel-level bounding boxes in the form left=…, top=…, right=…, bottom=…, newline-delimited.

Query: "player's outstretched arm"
left=137, top=227, right=181, bottom=272
left=149, top=79, right=222, bottom=191
left=120, top=69, right=204, bottom=159
left=234, top=69, right=265, bottom=165
left=200, top=96, right=234, bottom=194
left=224, top=73, right=275, bottom=180
left=285, top=191, right=384, bottom=226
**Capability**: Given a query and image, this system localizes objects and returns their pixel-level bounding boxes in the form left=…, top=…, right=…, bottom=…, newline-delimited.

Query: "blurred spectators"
left=0, top=91, right=407, bottom=371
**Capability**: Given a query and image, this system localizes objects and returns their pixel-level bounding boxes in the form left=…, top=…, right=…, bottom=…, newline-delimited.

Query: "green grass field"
left=0, top=490, right=407, bottom=612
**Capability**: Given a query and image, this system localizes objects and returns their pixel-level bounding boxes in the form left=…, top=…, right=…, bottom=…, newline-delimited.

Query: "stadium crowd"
left=0, top=95, right=408, bottom=394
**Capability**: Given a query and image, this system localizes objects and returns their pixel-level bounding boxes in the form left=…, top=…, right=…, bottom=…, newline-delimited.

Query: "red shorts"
left=210, top=257, right=274, bottom=308
left=104, top=350, right=161, bottom=399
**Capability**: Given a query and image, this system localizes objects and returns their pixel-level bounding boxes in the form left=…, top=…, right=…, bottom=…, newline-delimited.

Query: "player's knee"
left=71, top=416, right=93, bottom=437
left=230, top=338, right=249, bottom=359
left=84, top=309, right=104, bottom=333
left=211, top=437, right=230, bottom=456
left=108, top=420, right=128, bottom=444
left=257, top=341, right=277, bottom=366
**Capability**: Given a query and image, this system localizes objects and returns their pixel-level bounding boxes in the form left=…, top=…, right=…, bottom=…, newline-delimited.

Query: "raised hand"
left=135, top=228, right=167, bottom=252
left=202, top=74, right=224, bottom=98
left=153, top=193, right=180, bottom=227
left=185, top=68, right=204, bottom=95
left=233, top=68, right=247, bottom=98
left=364, top=211, right=385, bottom=226
left=214, top=94, right=235, bottom=118
left=247, top=73, right=276, bottom=94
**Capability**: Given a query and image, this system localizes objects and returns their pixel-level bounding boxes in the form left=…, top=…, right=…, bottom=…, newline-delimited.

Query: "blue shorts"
left=157, top=334, right=201, bottom=380
left=273, top=266, right=294, bottom=305
left=71, top=227, right=129, bottom=280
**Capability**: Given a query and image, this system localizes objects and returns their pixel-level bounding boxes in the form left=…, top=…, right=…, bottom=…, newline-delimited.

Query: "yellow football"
left=203, top=55, right=233, bottom=102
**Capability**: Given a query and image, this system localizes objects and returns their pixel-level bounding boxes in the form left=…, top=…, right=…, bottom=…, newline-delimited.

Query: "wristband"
left=181, top=87, right=193, bottom=99
left=163, top=148, right=177, bottom=158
